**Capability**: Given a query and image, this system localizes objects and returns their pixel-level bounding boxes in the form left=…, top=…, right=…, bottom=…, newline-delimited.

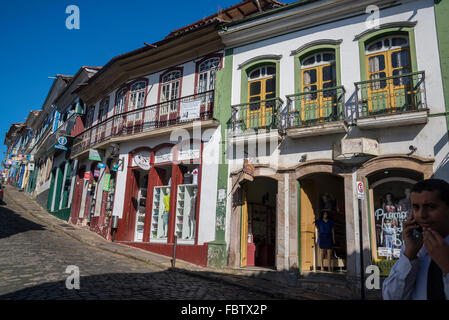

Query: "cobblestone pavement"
left=0, top=196, right=274, bottom=300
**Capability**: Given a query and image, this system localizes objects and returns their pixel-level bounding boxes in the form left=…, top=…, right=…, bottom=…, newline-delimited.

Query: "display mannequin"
left=161, top=188, right=170, bottom=238
left=398, top=188, right=411, bottom=215
left=382, top=193, right=396, bottom=213
left=187, top=188, right=197, bottom=239
left=315, top=210, right=335, bottom=272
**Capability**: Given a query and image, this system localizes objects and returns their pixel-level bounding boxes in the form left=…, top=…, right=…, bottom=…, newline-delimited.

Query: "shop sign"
left=88, top=149, right=104, bottom=161
left=133, top=150, right=151, bottom=170
left=54, top=144, right=68, bottom=151
left=103, top=173, right=112, bottom=191
left=192, top=168, right=199, bottom=184
left=97, top=163, right=106, bottom=169
left=27, top=163, right=35, bottom=171
left=6, top=159, right=13, bottom=166
left=179, top=100, right=201, bottom=121
left=177, top=145, right=200, bottom=161
left=57, top=136, right=68, bottom=146
left=84, top=172, right=91, bottom=180
left=341, top=138, right=379, bottom=156
left=374, top=259, right=397, bottom=277
left=93, top=169, right=101, bottom=178
left=154, top=147, right=173, bottom=163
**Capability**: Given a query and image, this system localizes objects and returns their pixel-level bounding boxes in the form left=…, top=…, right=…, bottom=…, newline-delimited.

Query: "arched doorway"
left=366, top=168, right=423, bottom=274
left=241, top=177, right=277, bottom=268
left=299, top=173, right=346, bottom=272
left=70, top=165, right=86, bottom=224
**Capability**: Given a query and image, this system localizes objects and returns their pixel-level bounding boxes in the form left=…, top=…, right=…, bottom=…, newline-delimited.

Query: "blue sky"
left=0, top=0, right=294, bottom=168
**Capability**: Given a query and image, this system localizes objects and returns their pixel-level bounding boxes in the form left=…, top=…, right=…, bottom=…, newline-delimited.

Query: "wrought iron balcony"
left=229, top=97, right=283, bottom=136
left=71, top=90, right=215, bottom=156
left=284, top=86, right=346, bottom=129
left=355, top=71, right=427, bottom=118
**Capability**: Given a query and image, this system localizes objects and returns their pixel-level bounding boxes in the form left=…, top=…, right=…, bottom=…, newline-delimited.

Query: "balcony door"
left=366, top=36, right=412, bottom=113
left=197, top=57, right=220, bottom=117
left=300, top=52, right=336, bottom=124
left=159, top=70, right=181, bottom=126
left=247, top=65, right=276, bottom=129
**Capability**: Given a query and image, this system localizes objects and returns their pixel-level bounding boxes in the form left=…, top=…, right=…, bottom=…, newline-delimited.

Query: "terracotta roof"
left=165, top=0, right=286, bottom=39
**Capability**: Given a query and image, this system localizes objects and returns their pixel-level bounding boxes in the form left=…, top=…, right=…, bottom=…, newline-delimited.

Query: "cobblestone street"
left=0, top=192, right=274, bottom=300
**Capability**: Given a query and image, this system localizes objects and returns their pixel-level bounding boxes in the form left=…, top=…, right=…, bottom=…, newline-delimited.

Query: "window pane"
left=391, top=50, right=409, bottom=68
left=392, top=37, right=408, bottom=47
left=322, top=65, right=336, bottom=82
left=267, top=66, right=276, bottom=76
left=303, top=69, right=317, bottom=85
left=249, top=68, right=260, bottom=79
left=367, top=41, right=382, bottom=52
left=323, top=53, right=335, bottom=62
left=316, top=54, right=322, bottom=63
left=265, top=77, right=276, bottom=93
left=393, top=68, right=411, bottom=86
left=384, top=39, right=390, bottom=47
left=250, top=81, right=261, bottom=96
left=302, top=56, right=315, bottom=66
left=369, top=55, right=385, bottom=72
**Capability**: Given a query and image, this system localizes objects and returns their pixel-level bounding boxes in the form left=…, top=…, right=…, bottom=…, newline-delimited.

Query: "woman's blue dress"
left=315, top=219, right=334, bottom=249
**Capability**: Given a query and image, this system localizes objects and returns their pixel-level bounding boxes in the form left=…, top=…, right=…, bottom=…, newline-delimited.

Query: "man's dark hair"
left=411, top=179, right=449, bottom=207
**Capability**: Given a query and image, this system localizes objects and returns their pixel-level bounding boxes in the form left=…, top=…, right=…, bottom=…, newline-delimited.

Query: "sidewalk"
left=4, top=185, right=347, bottom=300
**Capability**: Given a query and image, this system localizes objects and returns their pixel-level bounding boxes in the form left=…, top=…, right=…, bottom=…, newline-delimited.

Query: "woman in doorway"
left=315, top=210, right=336, bottom=272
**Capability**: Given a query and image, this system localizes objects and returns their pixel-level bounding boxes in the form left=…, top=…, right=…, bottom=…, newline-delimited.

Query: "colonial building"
left=68, top=0, right=284, bottom=265
left=213, top=0, right=449, bottom=297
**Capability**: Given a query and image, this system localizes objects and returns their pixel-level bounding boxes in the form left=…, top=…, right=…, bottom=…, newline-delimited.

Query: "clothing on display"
left=315, top=219, right=334, bottom=249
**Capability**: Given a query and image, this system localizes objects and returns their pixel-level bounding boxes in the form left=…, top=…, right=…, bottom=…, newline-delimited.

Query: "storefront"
left=114, top=141, right=208, bottom=266
left=357, top=155, right=434, bottom=277
left=298, top=172, right=347, bottom=273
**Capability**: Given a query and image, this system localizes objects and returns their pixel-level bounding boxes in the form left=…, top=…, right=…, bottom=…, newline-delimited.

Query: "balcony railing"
left=46, top=112, right=81, bottom=151
left=355, top=71, right=427, bottom=118
left=71, top=90, right=215, bottom=156
left=284, top=86, right=346, bottom=129
left=229, top=97, right=283, bottom=136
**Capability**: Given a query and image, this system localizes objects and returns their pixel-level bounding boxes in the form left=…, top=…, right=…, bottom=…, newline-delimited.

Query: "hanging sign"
left=97, top=163, right=106, bottom=169
left=132, top=150, right=151, bottom=170
left=93, top=169, right=101, bottom=178
left=103, top=173, right=111, bottom=191
left=27, top=163, right=35, bottom=171
left=84, top=172, right=91, bottom=180
left=192, top=168, right=199, bottom=185
left=57, top=136, right=68, bottom=146
left=88, top=149, right=104, bottom=161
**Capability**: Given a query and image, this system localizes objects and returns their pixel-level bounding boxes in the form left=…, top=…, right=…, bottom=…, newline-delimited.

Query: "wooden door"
left=300, top=179, right=317, bottom=272
left=301, top=63, right=336, bottom=123
left=247, top=76, right=276, bottom=129
left=366, top=47, right=411, bottom=113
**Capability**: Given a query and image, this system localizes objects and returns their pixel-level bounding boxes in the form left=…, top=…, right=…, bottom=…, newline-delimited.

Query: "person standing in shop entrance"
left=383, top=179, right=449, bottom=300
left=315, top=210, right=335, bottom=272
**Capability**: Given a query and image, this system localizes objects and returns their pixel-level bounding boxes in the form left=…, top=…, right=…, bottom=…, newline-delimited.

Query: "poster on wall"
left=373, top=185, right=412, bottom=262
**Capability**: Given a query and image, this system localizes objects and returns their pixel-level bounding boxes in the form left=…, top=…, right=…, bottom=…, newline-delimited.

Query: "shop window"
left=371, top=179, right=415, bottom=263
left=150, top=164, right=173, bottom=242
left=134, top=171, right=148, bottom=242
left=175, top=164, right=200, bottom=241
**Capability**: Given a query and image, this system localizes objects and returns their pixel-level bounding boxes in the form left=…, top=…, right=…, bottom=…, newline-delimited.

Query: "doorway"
left=299, top=174, right=346, bottom=273
left=241, top=177, right=277, bottom=268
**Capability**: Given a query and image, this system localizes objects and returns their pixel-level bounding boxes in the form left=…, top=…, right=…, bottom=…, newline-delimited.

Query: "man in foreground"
left=382, top=179, right=449, bottom=300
